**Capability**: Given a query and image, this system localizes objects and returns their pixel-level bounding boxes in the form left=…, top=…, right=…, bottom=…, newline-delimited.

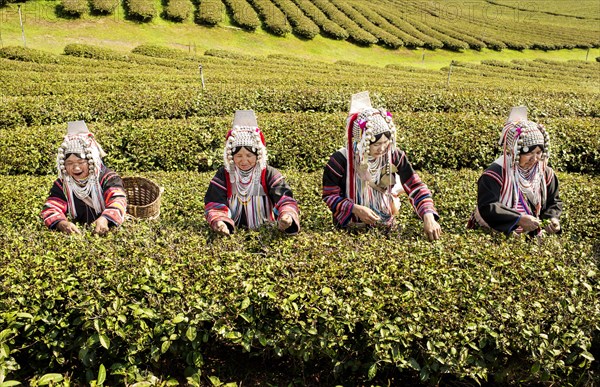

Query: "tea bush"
left=327, top=0, right=403, bottom=48
left=123, top=0, right=156, bottom=21
left=0, top=46, right=61, bottom=64
left=0, top=170, right=598, bottom=384
left=131, top=44, right=195, bottom=60
left=63, top=43, right=128, bottom=61
left=163, top=0, right=192, bottom=22
left=291, top=0, right=349, bottom=40
left=90, top=0, right=117, bottom=14
left=0, top=113, right=597, bottom=175
left=271, top=0, right=320, bottom=39
left=195, top=0, right=222, bottom=25
left=310, top=0, right=377, bottom=45
left=247, top=0, right=291, bottom=36
left=221, top=0, right=260, bottom=30
left=59, top=0, right=88, bottom=16
left=0, top=46, right=599, bottom=385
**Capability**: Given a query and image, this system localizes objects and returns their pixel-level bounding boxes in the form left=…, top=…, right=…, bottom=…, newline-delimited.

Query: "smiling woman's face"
left=518, top=146, right=543, bottom=170
left=64, top=154, right=90, bottom=180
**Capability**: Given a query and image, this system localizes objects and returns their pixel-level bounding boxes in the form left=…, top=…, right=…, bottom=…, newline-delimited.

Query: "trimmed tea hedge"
left=222, top=0, right=261, bottom=30
left=0, top=46, right=61, bottom=64
left=123, top=0, right=156, bottom=21
left=59, top=0, right=88, bottom=16
left=291, top=0, right=348, bottom=39
left=271, top=0, right=320, bottom=39
left=0, top=113, right=597, bottom=175
left=131, top=44, right=195, bottom=60
left=0, top=169, right=598, bottom=384
left=196, top=0, right=223, bottom=25
left=163, top=0, right=193, bottom=22
left=310, top=0, right=377, bottom=45
left=247, top=0, right=291, bottom=36
left=90, top=0, right=118, bottom=14
left=328, top=0, right=403, bottom=48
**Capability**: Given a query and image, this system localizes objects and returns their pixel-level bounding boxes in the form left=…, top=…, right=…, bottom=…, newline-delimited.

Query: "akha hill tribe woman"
left=468, top=106, right=562, bottom=236
left=322, top=91, right=442, bottom=241
left=41, top=121, right=127, bottom=235
left=204, top=110, right=300, bottom=235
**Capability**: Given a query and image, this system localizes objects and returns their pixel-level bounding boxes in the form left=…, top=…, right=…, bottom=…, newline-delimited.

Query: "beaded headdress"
left=347, top=91, right=397, bottom=160
left=223, top=110, right=267, bottom=174
left=57, top=121, right=106, bottom=178
left=56, top=121, right=106, bottom=218
left=497, top=106, right=550, bottom=217
left=344, top=92, right=398, bottom=212
left=499, top=106, right=550, bottom=164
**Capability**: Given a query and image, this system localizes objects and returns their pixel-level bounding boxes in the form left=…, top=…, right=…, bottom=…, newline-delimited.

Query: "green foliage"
left=271, top=0, right=320, bottom=39
left=90, top=0, right=118, bottom=14
left=0, top=44, right=599, bottom=384
left=291, top=0, right=348, bottom=40
left=0, top=170, right=598, bottom=384
left=0, top=113, right=596, bottom=175
left=123, top=0, right=156, bottom=21
left=59, top=0, right=89, bottom=16
left=311, top=0, right=377, bottom=46
left=163, top=0, right=193, bottom=22
left=131, top=44, right=194, bottom=60
left=221, top=0, right=260, bottom=31
left=0, top=46, right=60, bottom=64
left=63, top=43, right=126, bottom=61
left=328, top=0, right=403, bottom=49
left=196, top=0, right=223, bottom=26
left=348, top=2, right=423, bottom=48
left=247, top=0, right=291, bottom=36
left=203, top=48, right=253, bottom=60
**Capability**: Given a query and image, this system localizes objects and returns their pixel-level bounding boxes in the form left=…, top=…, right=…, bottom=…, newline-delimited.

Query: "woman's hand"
left=57, top=220, right=81, bottom=235
left=94, top=216, right=110, bottom=236
left=423, top=213, right=442, bottom=241
left=352, top=204, right=381, bottom=225
left=278, top=213, right=293, bottom=231
left=518, top=215, right=540, bottom=232
left=545, top=217, right=561, bottom=234
left=215, top=221, right=230, bottom=236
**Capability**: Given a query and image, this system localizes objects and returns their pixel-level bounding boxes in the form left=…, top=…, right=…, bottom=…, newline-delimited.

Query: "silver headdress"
left=499, top=106, right=550, bottom=163
left=56, top=121, right=106, bottom=218
left=223, top=110, right=267, bottom=174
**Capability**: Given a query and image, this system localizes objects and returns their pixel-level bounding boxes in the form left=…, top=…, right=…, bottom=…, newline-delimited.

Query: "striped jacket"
left=323, top=148, right=438, bottom=227
left=41, top=167, right=127, bottom=228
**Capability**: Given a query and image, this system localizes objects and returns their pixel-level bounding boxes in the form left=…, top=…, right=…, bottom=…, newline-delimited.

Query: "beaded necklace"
left=233, top=167, right=255, bottom=200
left=517, top=163, right=542, bottom=207
left=355, top=153, right=393, bottom=225
left=229, top=166, right=273, bottom=229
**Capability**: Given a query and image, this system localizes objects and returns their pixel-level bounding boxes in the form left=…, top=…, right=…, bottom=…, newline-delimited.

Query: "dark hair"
left=370, top=131, right=391, bottom=144
left=232, top=146, right=258, bottom=156
left=520, top=144, right=544, bottom=155
left=64, top=153, right=85, bottom=160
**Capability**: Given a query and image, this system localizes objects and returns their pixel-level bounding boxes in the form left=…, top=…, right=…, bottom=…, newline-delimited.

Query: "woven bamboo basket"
left=122, top=176, right=163, bottom=220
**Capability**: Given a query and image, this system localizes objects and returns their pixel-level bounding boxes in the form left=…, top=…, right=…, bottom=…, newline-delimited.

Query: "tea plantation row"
left=0, top=169, right=599, bottom=385
left=3, top=0, right=598, bottom=51
left=0, top=45, right=598, bottom=385
left=1, top=113, right=598, bottom=175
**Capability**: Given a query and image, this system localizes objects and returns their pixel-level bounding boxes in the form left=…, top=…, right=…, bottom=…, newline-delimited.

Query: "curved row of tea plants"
left=2, top=45, right=598, bottom=94
left=0, top=169, right=598, bottom=385
left=1, top=112, right=598, bottom=175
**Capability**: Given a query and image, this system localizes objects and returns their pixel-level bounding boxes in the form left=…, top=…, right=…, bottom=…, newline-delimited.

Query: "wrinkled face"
left=518, top=147, right=543, bottom=169
left=64, top=154, right=89, bottom=180
left=233, top=147, right=257, bottom=171
left=369, top=135, right=391, bottom=158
